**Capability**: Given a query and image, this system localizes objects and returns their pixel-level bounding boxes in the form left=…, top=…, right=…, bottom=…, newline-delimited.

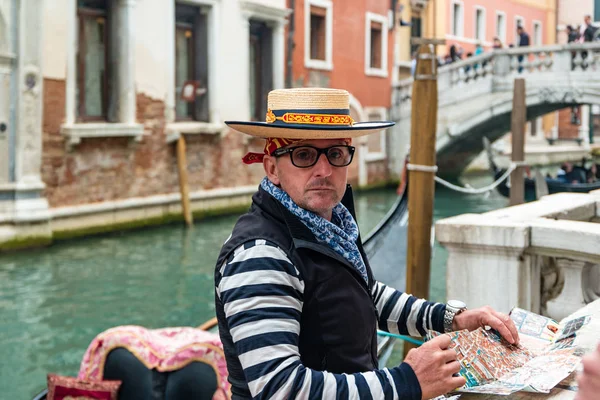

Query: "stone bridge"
left=390, top=43, right=600, bottom=178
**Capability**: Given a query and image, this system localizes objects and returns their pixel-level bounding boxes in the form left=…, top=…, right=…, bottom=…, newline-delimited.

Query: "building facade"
left=289, top=0, right=396, bottom=185
left=444, top=0, right=555, bottom=52
left=394, top=0, right=557, bottom=78
left=0, top=0, right=398, bottom=249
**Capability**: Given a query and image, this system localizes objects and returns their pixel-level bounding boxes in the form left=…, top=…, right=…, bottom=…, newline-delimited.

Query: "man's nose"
left=312, top=153, right=332, bottom=176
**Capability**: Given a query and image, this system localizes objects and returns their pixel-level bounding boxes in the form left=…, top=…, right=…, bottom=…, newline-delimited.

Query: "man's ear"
left=263, top=155, right=280, bottom=185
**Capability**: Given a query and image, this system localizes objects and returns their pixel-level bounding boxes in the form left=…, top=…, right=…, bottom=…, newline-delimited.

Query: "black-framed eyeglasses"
left=272, top=145, right=356, bottom=168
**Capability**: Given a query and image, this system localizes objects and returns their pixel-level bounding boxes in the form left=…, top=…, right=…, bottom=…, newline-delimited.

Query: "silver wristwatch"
left=444, top=300, right=467, bottom=333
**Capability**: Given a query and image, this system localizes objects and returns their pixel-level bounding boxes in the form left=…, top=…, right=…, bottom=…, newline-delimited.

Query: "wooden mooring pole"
left=510, top=79, right=526, bottom=206
left=177, top=135, right=194, bottom=226
left=404, top=44, right=438, bottom=357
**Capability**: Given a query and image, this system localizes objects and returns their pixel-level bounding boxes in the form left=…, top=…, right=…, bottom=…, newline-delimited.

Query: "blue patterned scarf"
left=261, top=177, right=368, bottom=284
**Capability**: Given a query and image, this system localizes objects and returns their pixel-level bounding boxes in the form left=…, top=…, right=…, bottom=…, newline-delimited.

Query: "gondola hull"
left=483, top=137, right=600, bottom=201
left=493, top=169, right=600, bottom=202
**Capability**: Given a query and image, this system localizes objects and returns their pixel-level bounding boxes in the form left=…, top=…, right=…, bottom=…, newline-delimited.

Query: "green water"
left=0, top=175, right=508, bottom=399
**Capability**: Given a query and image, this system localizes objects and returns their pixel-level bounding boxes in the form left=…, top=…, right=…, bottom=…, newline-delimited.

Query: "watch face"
left=448, top=300, right=466, bottom=310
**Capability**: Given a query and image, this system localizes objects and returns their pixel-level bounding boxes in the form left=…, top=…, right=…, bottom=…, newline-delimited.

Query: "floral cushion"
left=47, top=374, right=121, bottom=400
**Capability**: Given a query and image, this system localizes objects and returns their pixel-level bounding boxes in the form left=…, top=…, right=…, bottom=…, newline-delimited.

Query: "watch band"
left=443, top=308, right=455, bottom=333
left=444, top=300, right=467, bottom=333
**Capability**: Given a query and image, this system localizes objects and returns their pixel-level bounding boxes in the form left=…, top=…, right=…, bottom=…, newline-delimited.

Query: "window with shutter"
left=175, top=3, right=209, bottom=122
left=310, top=6, right=326, bottom=61
left=451, top=1, right=464, bottom=37
left=475, top=8, right=485, bottom=41
left=249, top=21, right=273, bottom=122
left=370, top=21, right=382, bottom=69
left=304, top=0, right=332, bottom=70
left=410, top=17, right=422, bottom=54
left=77, top=0, right=110, bottom=121
left=365, top=12, right=388, bottom=77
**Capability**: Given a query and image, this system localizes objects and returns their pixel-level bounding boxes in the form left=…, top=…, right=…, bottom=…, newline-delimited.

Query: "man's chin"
left=303, top=195, right=340, bottom=216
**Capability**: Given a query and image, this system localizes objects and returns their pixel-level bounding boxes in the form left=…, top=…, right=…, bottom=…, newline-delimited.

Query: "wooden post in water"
left=177, top=135, right=194, bottom=226
left=404, top=44, right=438, bottom=357
left=510, top=79, right=526, bottom=206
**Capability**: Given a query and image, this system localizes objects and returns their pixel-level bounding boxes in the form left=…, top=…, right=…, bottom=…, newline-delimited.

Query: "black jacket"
left=214, top=185, right=420, bottom=399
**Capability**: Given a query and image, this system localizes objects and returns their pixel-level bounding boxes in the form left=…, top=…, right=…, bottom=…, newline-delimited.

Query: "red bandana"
left=242, top=138, right=303, bottom=164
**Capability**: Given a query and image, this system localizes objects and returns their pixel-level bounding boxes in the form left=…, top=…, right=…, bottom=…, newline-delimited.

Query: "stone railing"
left=391, top=42, right=600, bottom=119
left=436, top=190, right=600, bottom=321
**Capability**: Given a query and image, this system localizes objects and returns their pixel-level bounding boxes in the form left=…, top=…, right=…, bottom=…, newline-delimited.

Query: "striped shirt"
left=215, top=239, right=445, bottom=399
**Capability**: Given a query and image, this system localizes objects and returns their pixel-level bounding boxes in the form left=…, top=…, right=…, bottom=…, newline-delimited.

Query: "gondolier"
left=214, top=88, right=519, bottom=399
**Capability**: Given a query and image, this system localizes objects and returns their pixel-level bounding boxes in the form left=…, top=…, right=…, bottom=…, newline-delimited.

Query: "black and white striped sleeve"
left=215, top=240, right=422, bottom=400
left=371, top=281, right=446, bottom=337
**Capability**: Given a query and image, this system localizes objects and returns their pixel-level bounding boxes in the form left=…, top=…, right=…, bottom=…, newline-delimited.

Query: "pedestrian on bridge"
left=567, top=25, right=579, bottom=43
left=493, top=37, right=504, bottom=49
left=516, top=25, right=530, bottom=73
left=580, top=15, right=597, bottom=43
left=214, top=88, right=520, bottom=399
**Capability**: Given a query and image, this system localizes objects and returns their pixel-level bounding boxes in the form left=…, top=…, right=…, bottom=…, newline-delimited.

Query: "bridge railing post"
left=492, top=52, right=511, bottom=88
left=552, top=49, right=572, bottom=73
left=437, top=69, right=452, bottom=92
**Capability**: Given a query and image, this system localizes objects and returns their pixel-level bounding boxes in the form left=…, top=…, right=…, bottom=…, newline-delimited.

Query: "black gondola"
left=32, top=173, right=411, bottom=399
left=484, top=138, right=600, bottom=201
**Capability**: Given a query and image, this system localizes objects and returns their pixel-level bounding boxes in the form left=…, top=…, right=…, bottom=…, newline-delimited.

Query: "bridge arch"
left=437, top=87, right=600, bottom=176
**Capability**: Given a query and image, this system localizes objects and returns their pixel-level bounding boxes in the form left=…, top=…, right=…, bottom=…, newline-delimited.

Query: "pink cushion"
left=47, top=374, right=121, bottom=400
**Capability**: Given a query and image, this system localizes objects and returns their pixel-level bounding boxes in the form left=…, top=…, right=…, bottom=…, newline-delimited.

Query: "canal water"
left=0, top=175, right=508, bottom=399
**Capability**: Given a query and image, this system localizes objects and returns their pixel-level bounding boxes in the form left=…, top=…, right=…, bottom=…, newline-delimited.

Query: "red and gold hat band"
left=266, top=109, right=354, bottom=126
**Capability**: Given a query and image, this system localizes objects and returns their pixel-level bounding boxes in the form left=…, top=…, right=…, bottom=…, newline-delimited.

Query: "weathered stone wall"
left=42, top=78, right=265, bottom=208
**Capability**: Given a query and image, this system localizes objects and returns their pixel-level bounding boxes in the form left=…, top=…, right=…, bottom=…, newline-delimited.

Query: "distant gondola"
left=483, top=138, right=600, bottom=201
left=33, top=168, right=413, bottom=399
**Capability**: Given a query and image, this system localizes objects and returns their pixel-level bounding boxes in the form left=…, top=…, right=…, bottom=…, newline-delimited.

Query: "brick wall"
left=42, top=77, right=392, bottom=209
left=367, top=160, right=389, bottom=185
left=558, top=107, right=581, bottom=139
left=42, top=78, right=264, bottom=207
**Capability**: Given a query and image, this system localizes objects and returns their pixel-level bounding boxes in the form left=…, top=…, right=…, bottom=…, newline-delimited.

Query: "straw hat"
left=225, top=88, right=394, bottom=139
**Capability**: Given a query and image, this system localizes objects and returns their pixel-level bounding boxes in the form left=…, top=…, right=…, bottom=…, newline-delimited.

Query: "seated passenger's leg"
left=165, top=362, right=218, bottom=400
left=104, top=347, right=156, bottom=400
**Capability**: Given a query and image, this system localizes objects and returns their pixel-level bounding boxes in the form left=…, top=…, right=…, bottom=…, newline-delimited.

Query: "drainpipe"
left=590, top=107, right=595, bottom=144
left=8, top=0, right=18, bottom=183
left=433, top=0, right=436, bottom=43
left=286, top=0, right=295, bottom=88
left=555, top=0, right=559, bottom=44
left=592, top=0, right=598, bottom=144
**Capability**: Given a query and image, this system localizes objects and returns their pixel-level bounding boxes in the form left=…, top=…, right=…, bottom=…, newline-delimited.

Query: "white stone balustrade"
left=388, top=42, right=600, bottom=177
left=393, top=43, right=600, bottom=117
left=436, top=190, right=600, bottom=321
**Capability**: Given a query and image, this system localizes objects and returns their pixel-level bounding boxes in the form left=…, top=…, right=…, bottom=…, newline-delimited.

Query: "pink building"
left=444, top=0, right=554, bottom=56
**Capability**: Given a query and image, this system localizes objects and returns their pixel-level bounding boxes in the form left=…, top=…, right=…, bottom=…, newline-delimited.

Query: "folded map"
left=426, top=307, right=590, bottom=396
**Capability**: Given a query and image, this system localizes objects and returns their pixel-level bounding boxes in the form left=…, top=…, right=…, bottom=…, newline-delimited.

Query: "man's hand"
left=575, top=343, right=600, bottom=400
left=452, top=306, right=520, bottom=345
left=404, top=334, right=466, bottom=400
